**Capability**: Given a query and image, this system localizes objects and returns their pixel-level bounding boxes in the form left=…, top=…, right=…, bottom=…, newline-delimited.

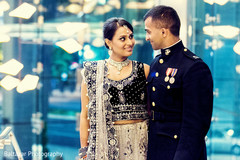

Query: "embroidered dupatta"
left=83, top=60, right=119, bottom=160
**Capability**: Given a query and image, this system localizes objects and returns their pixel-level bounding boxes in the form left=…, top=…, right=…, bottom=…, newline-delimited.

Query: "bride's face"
left=107, top=26, right=135, bottom=59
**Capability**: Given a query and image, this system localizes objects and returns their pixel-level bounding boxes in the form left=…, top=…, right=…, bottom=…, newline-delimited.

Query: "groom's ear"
left=161, top=28, right=168, bottom=38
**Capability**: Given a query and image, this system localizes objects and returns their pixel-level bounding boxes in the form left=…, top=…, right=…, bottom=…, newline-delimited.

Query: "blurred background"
left=0, top=0, right=239, bottom=159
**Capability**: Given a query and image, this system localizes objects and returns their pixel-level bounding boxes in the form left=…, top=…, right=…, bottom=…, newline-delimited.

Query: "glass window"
left=1, top=0, right=239, bottom=159
left=188, top=0, right=240, bottom=159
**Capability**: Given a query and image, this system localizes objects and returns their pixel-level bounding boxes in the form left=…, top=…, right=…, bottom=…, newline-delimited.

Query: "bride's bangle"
left=79, top=146, right=88, bottom=159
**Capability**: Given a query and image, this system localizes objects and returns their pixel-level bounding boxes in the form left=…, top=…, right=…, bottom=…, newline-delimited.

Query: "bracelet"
left=79, top=146, right=88, bottom=159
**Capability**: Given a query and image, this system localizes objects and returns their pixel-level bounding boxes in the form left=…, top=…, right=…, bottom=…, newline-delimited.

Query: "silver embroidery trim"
left=83, top=60, right=119, bottom=160
left=83, top=60, right=147, bottom=160
left=106, top=61, right=139, bottom=90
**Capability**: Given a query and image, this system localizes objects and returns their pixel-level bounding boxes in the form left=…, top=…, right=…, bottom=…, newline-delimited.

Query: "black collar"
left=159, top=40, right=184, bottom=58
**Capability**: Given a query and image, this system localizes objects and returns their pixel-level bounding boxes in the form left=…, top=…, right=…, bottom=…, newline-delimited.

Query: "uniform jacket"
left=147, top=41, right=213, bottom=160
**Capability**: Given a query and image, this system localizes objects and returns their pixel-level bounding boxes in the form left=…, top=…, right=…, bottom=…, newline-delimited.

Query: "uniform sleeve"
left=174, top=61, right=213, bottom=160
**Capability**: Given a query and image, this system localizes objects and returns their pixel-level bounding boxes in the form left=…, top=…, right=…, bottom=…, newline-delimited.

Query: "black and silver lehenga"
left=82, top=60, right=148, bottom=160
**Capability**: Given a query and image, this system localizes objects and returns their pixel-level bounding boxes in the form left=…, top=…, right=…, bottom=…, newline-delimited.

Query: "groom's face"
left=144, top=17, right=165, bottom=50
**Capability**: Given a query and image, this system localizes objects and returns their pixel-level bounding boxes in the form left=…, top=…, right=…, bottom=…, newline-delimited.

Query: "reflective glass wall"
left=188, top=0, right=240, bottom=159
left=0, top=0, right=239, bottom=160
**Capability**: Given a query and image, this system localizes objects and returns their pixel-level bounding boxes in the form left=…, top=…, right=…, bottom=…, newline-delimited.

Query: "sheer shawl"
left=82, top=60, right=119, bottom=160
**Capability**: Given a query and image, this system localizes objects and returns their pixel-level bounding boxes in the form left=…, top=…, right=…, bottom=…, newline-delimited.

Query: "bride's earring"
left=108, top=47, right=112, bottom=56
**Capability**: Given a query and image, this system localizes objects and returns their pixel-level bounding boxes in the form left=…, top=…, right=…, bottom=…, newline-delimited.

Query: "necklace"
left=107, top=58, right=130, bottom=74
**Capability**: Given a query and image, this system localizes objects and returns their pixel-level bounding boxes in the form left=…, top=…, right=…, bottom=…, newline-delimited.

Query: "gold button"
left=174, top=135, right=178, bottom=139
left=184, top=48, right=187, bottom=52
left=167, top=85, right=170, bottom=89
left=159, top=59, right=164, bottom=64
left=152, top=102, right=155, bottom=107
left=152, top=87, right=156, bottom=91
left=155, top=72, right=159, bottom=77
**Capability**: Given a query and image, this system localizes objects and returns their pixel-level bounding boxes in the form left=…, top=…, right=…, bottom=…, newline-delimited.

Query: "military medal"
left=169, top=77, right=175, bottom=84
left=169, top=68, right=178, bottom=84
left=164, top=77, right=169, bottom=82
left=164, top=68, right=172, bottom=82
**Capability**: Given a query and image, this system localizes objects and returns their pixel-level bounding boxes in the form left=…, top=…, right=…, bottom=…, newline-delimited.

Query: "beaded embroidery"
left=82, top=60, right=148, bottom=160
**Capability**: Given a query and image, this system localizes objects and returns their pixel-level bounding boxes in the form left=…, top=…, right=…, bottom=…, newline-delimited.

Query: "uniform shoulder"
left=182, top=48, right=202, bottom=62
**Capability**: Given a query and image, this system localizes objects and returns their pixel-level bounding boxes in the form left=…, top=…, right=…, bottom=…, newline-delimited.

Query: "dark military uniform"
left=147, top=41, right=213, bottom=160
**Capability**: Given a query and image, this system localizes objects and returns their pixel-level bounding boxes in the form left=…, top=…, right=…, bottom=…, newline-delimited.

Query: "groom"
left=144, top=5, right=213, bottom=160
